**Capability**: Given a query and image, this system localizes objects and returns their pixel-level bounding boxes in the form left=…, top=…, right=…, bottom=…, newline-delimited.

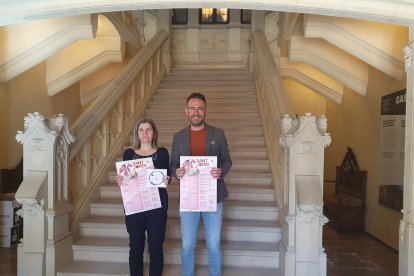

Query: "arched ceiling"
left=0, top=2, right=409, bottom=104
left=1, top=0, right=414, bottom=27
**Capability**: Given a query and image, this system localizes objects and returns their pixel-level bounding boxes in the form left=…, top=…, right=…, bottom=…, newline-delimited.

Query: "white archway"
left=1, top=1, right=414, bottom=27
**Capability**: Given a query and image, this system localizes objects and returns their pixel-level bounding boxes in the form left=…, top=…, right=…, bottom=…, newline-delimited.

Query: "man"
left=170, top=92, right=232, bottom=276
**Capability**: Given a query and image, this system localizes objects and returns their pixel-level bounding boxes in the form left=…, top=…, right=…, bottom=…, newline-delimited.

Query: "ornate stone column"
left=228, top=9, right=242, bottom=62
left=185, top=9, right=200, bottom=61
left=157, top=9, right=171, bottom=72
left=279, top=113, right=331, bottom=276
left=15, top=112, right=75, bottom=276
left=400, top=40, right=414, bottom=276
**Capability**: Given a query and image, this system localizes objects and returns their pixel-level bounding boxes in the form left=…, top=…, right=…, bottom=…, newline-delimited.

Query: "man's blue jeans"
left=179, top=202, right=223, bottom=276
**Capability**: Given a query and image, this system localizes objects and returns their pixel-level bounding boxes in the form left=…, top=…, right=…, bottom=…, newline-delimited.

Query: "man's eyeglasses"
left=187, top=107, right=205, bottom=113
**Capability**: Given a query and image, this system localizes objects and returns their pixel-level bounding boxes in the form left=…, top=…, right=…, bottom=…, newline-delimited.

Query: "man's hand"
left=176, top=167, right=186, bottom=179
left=211, top=167, right=222, bottom=180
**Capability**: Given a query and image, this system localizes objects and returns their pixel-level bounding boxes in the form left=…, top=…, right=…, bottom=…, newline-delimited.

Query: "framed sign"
left=379, top=89, right=405, bottom=211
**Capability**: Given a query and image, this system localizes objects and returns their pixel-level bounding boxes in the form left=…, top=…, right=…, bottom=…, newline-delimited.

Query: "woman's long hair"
left=132, top=117, right=159, bottom=149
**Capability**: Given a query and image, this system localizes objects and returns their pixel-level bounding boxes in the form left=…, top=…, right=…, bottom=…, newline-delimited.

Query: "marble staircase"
left=58, top=68, right=281, bottom=275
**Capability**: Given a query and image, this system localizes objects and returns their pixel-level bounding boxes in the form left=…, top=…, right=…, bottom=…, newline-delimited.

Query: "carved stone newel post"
left=278, top=113, right=331, bottom=276
left=15, top=112, right=75, bottom=276
left=400, top=41, right=414, bottom=276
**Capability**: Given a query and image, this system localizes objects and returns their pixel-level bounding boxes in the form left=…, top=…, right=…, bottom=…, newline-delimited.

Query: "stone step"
left=158, top=140, right=266, bottom=150
left=148, top=103, right=259, bottom=112
left=164, top=75, right=254, bottom=81
left=172, top=61, right=248, bottom=69
left=71, top=237, right=279, bottom=268
left=145, top=112, right=260, bottom=122
left=155, top=88, right=257, bottom=95
left=227, top=149, right=268, bottom=159
left=112, top=157, right=270, bottom=174
left=225, top=172, right=273, bottom=186
left=159, top=138, right=266, bottom=149
left=160, top=80, right=255, bottom=87
left=78, top=216, right=281, bottom=243
left=150, top=124, right=264, bottom=134
left=165, top=217, right=280, bottom=243
left=156, top=129, right=263, bottom=138
left=167, top=69, right=253, bottom=76
left=230, top=160, right=270, bottom=173
left=153, top=120, right=262, bottom=129
left=100, top=183, right=275, bottom=202
left=167, top=148, right=268, bottom=160
left=170, top=68, right=250, bottom=74
left=150, top=96, right=257, bottom=104
left=155, top=124, right=263, bottom=132
left=129, top=139, right=267, bottom=151
left=120, top=146, right=268, bottom=160
left=159, top=85, right=255, bottom=91
left=58, top=261, right=280, bottom=276
left=90, top=199, right=278, bottom=221
left=168, top=68, right=251, bottom=74
left=114, top=147, right=268, bottom=159
left=108, top=171, right=273, bottom=187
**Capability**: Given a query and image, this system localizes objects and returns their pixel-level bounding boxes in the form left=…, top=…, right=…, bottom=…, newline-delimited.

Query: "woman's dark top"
left=123, top=147, right=170, bottom=209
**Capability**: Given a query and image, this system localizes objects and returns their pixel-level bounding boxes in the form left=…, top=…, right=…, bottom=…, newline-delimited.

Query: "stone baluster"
left=278, top=113, right=331, bottom=276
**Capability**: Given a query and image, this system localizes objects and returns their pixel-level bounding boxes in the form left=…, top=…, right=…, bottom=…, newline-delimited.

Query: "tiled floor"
left=0, top=225, right=398, bottom=276
left=0, top=245, right=17, bottom=276
left=323, top=225, right=398, bottom=276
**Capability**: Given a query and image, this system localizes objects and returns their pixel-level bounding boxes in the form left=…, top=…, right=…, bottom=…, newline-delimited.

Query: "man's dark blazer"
left=170, top=123, right=232, bottom=202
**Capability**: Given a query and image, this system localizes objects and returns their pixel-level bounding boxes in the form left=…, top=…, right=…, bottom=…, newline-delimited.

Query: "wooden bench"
left=323, top=149, right=367, bottom=231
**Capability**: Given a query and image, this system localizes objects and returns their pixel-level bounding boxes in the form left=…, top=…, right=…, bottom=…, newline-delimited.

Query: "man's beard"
left=189, top=115, right=205, bottom=127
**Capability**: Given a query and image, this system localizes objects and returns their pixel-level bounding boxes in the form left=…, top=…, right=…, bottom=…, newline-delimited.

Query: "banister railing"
left=68, top=29, right=168, bottom=229
left=251, top=30, right=295, bottom=209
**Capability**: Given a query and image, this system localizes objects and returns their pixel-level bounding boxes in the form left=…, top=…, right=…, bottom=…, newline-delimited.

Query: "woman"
left=116, top=117, right=170, bottom=276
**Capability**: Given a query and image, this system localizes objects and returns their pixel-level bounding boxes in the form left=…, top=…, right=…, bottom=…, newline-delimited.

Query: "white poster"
left=179, top=156, right=217, bottom=212
left=379, top=89, right=405, bottom=211
left=380, top=90, right=405, bottom=186
left=115, top=158, right=161, bottom=215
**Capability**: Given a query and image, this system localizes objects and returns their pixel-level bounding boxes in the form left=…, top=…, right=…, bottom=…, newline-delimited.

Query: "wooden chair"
left=323, top=148, right=367, bottom=231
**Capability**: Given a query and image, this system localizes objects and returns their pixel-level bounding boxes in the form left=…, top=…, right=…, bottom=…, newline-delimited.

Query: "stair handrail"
left=68, top=29, right=168, bottom=229
left=251, top=30, right=295, bottom=209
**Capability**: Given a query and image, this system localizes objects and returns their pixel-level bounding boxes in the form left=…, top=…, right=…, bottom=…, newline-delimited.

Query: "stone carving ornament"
left=404, top=41, right=414, bottom=69
left=400, top=208, right=414, bottom=249
left=16, top=112, right=75, bottom=144
left=16, top=198, right=44, bottom=217
left=279, top=113, right=331, bottom=148
left=297, top=204, right=322, bottom=222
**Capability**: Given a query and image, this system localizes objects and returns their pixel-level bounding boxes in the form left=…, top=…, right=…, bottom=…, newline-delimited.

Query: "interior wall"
left=284, top=79, right=327, bottom=117
left=0, top=61, right=82, bottom=169
left=324, top=98, right=347, bottom=189
left=0, top=81, right=10, bottom=168
left=325, top=67, right=406, bottom=249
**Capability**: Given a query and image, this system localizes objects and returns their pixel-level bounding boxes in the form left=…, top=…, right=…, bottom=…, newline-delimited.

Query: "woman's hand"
left=163, top=175, right=171, bottom=186
left=116, top=175, right=124, bottom=186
